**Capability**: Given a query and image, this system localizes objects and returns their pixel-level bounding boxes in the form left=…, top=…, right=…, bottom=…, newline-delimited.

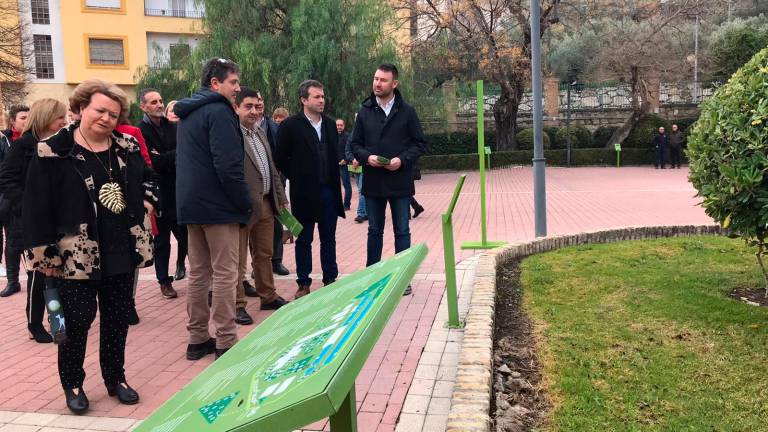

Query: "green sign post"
left=134, top=244, right=428, bottom=432
left=462, top=80, right=506, bottom=250
left=442, top=174, right=466, bottom=328
left=614, top=143, right=621, bottom=167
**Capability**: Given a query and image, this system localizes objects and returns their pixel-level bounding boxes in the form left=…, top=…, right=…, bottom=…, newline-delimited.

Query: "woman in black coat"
left=0, top=98, right=68, bottom=343
left=22, top=80, right=159, bottom=414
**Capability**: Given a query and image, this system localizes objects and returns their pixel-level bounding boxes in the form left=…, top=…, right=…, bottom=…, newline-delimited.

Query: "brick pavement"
left=0, top=166, right=712, bottom=431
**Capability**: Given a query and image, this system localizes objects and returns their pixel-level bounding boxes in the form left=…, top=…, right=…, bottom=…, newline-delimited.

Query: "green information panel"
left=134, top=244, right=428, bottom=432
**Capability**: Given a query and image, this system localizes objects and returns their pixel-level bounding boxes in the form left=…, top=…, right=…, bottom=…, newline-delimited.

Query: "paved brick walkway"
left=0, top=166, right=712, bottom=431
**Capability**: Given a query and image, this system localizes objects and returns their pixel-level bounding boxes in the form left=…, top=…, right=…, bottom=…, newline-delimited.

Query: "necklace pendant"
left=99, top=182, right=126, bottom=214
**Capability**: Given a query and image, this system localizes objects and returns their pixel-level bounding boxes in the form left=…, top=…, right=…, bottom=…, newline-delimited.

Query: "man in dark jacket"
left=654, top=126, right=669, bottom=169
left=336, top=118, right=353, bottom=210
left=275, top=79, right=344, bottom=299
left=137, top=88, right=187, bottom=299
left=245, top=92, right=289, bottom=276
left=174, top=58, right=252, bottom=361
left=0, top=105, right=28, bottom=287
left=668, top=124, right=685, bottom=169
left=351, top=64, right=427, bottom=296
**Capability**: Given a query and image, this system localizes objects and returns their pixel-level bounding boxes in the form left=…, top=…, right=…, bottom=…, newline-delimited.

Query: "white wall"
left=143, top=0, right=205, bottom=15
left=18, top=0, right=67, bottom=83
left=146, top=33, right=201, bottom=68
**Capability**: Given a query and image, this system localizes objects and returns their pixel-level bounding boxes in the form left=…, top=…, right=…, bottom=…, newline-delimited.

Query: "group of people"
left=653, top=124, right=686, bottom=169
left=0, top=58, right=427, bottom=415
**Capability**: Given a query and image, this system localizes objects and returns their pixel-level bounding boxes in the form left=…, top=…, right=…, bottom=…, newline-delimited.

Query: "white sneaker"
left=0, top=266, right=6, bottom=278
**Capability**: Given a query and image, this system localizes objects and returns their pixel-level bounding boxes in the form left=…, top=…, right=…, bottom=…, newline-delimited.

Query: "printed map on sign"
left=134, top=244, right=427, bottom=432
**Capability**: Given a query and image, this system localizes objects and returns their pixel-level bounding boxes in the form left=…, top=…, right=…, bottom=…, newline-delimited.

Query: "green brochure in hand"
left=278, top=208, right=303, bottom=236
left=348, top=164, right=362, bottom=174
left=377, top=156, right=391, bottom=165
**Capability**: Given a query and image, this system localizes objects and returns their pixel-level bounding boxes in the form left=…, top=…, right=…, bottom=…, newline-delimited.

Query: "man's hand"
left=386, top=157, right=402, bottom=171
left=368, top=155, right=383, bottom=168
left=352, top=158, right=360, bottom=168
left=339, top=159, right=347, bottom=166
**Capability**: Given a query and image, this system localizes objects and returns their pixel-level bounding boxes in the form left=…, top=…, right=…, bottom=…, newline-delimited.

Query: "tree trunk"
left=493, top=83, right=524, bottom=151
left=606, top=67, right=653, bottom=148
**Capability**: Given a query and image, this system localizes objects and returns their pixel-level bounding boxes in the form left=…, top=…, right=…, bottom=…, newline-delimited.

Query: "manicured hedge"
left=515, top=128, right=552, bottom=150
left=423, top=131, right=497, bottom=155
left=552, top=126, right=593, bottom=149
left=593, top=126, right=619, bottom=147
left=420, top=148, right=670, bottom=171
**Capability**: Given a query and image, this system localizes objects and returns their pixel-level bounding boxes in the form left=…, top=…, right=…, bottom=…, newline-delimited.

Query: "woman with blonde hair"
left=0, top=98, right=68, bottom=344
left=22, top=80, right=159, bottom=414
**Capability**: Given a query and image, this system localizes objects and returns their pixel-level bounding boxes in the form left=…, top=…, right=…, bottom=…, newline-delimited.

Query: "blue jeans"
left=340, top=166, right=352, bottom=208
left=365, top=196, right=411, bottom=267
left=356, top=173, right=367, bottom=218
left=295, top=185, right=339, bottom=285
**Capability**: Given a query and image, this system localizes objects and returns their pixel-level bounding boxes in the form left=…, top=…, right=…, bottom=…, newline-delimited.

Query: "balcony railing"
left=144, top=8, right=204, bottom=18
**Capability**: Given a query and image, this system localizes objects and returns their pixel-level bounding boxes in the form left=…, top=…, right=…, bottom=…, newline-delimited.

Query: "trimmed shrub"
left=593, top=126, right=619, bottom=148
left=544, top=126, right=560, bottom=145
left=623, top=115, right=672, bottom=148
left=423, top=131, right=497, bottom=155
left=515, top=128, right=551, bottom=150
left=552, top=126, right=593, bottom=149
left=688, top=46, right=768, bottom=274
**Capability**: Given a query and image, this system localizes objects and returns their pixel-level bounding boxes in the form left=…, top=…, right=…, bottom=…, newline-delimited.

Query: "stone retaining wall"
left=446, top=225, right=722, bottom=431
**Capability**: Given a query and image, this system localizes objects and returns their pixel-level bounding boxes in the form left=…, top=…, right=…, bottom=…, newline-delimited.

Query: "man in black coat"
left=174, top=58, right=252, bottom=360
left=137, top=88, right=187, bottom=299
left=350, top=64, right=427, bottom=296
left=654, top=126, right=669, bottom=169
left=275, top=79, right=344, bottom=299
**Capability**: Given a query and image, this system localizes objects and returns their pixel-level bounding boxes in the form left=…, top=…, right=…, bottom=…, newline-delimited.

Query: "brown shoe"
left=160, top=282, right=177, bottom=299
left=294, top=284, right=311, bottom=299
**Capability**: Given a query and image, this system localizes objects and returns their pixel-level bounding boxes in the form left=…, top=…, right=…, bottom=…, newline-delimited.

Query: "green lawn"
left=521, top=236, right=768, bottom=431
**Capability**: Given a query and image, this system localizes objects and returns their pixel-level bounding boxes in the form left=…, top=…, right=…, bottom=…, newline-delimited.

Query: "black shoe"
left=272, top=263, right=290, bottom=276
left=106, top=382, right=139, bottom=405
left=403, top=285, right=412, bottom=296
left=243, top=280, right=259, bottom=297
left=0, top=281, right=21, bottom=297
left=261, top=296, right=288, bottom=310
left=235, top=307, right=254, bottom=325
left=412, top=204, right=425, bottom=218
left=207, top=290, right=212, bottom=307
left=187, top=337, right=216, bottom=360
left=215, top=348, right=229, bottom=360
left=354, top=216, right=368, bottom=223
left=127, top=306, right=139, bottom=326
left=64, top=387, right=89, bottom=414
left=28, top=323, right=53, bottom=343
left=175, top=264, right=186, bottom=281
left=323, top=280, right=336, bottom=286
left=344, top=205, right=351, bottom=211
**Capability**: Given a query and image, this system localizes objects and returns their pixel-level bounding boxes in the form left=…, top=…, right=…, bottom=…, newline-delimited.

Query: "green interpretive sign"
left=134, top=244, right=428, bottom=432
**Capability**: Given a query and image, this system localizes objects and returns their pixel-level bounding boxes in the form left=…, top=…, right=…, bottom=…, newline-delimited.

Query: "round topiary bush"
left=552, top=126, right=593, bottom=149
left=593, top=126, right=619, bottom=148
left=516, top=128, right=551, bottom=150
left=623, top=115, right=672, bottom=148
left=688, top=46, right=768, bottom=289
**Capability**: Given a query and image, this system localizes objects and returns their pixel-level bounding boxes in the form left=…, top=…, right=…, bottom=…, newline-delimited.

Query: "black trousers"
left=26, top=271, right=45, bottom=327
left=669, top=146, right=682, bottom=168
left=3, top=227, right=22, bottom=284
left=153, top=216, right=188, bottom=284
left=57, top=273, right=134, bottom=389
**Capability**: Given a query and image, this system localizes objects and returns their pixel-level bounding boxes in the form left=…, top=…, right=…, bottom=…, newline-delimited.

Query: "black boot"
left=28, top=323, right=53, bottom=343
left=0, top=251, right=21, bottom=297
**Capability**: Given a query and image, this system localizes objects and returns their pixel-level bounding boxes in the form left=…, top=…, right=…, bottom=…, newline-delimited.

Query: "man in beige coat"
left=234, top=88, right=289, bottom=325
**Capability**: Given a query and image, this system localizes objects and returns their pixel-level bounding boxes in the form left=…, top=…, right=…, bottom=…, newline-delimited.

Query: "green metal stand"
left=615, top=143, right=622, bottom=167
left=462, top=80, right=506, bottom=250
left=329, top=387, right=357, bottom=432
left=443, top=175, right=466, bottom=328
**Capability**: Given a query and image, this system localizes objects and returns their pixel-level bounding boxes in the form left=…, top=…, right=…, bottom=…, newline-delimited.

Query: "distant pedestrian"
left=175, top=58, right=252, bottom=361
left=337, top=119, right=353, bottom=210
left=350, top=64, right=427, bottom=296
left=668, top=124, right=685, bottom=169
left=272, top=107, right=289, bottom=124
left=275, top=79, right=344, bottom=299
left=654, top=126, right=669, bottom=169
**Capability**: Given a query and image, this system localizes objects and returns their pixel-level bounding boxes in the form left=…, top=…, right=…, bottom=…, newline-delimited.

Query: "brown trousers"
left=237, top=197, right=279, bottom=307
left=186, top=223, right=239, bottom=349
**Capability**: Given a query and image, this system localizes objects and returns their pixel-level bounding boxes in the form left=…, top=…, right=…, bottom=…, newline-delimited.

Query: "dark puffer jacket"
left=173, top=88, right=252, bottom=225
